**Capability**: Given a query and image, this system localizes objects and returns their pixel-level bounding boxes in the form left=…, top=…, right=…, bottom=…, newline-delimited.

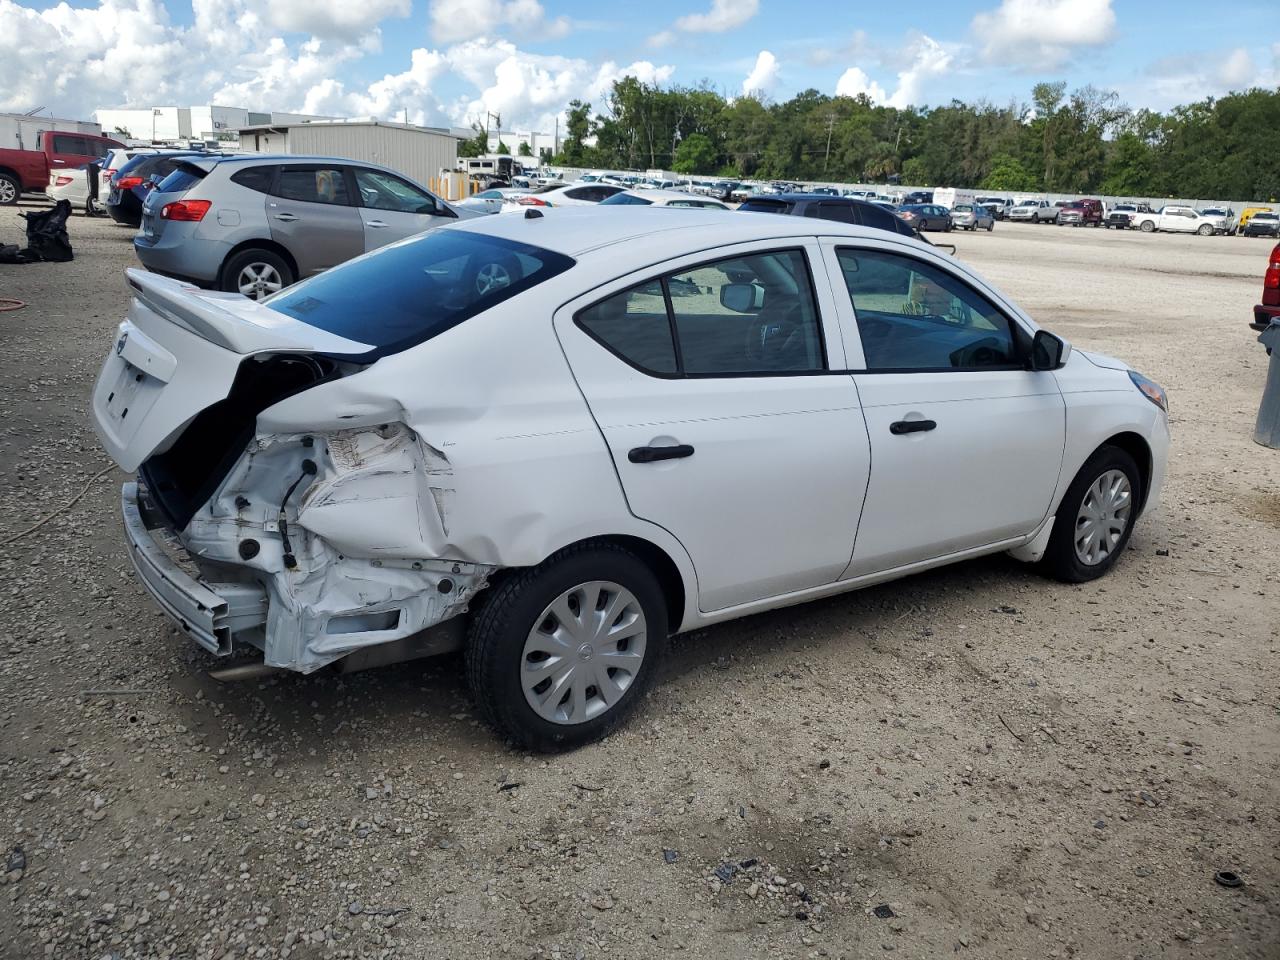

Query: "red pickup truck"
left=0, top=131, right=124, bottom=205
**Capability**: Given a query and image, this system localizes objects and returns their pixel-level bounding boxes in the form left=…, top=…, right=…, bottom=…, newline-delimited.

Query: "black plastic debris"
left=714, top=862, right=738, bottom=884
left=873, top=904, right=896, bottom=919
left=5, top=845, right=25, bottom=873
left=738, top=857, right=759, bottom=870
left=795, top=910, right=809, bottom=921
left=497, top=782, right=521, bottom=792
left=662, top=848, right=678, bottom=864
left=1214, top=870, right=1243, bottom=888
left=0, top=200, right=74, bottom=264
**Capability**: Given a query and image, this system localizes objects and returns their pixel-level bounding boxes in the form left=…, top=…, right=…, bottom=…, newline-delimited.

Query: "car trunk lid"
left=92, top=268, right=373, bottom=473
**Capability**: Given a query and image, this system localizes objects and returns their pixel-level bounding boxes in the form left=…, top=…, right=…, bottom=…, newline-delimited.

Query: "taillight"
left=160, top=199, right=212, bottom=222
left=1264, top=243, right=1280, bottom=306
left=116, top=176, right=143, bottom=189
left=54, top=175, right=73, bottom=186
left=517, top=196, right=549, bottom=206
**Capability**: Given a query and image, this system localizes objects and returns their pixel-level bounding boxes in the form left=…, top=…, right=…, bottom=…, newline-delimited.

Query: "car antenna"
left=524, top=208, right=543, bottom=219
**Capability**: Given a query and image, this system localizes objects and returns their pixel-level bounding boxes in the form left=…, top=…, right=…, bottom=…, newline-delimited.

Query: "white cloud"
left=835, top=67, right=886, bottom=103
left=834, top=33, right=952, bottom=109
left=742, top=50, right=778, bottom=95
left=264, top=0, right=409, bottom=38
left=1135, top=45, right=1280, bottom=109
left=649, top=0, right=758, bottom=46
left=428, top=0, right=569, bottom=44
left=971, top=0, right=1116, bottom=67
left=1218, top=47, right=1256, bottom=87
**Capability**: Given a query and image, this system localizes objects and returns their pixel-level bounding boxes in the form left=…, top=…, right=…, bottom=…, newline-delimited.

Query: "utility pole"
left=822, top=112, right=835, bottom=176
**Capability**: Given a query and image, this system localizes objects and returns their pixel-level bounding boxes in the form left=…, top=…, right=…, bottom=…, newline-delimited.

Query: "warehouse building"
left=237, top=119, right=464, bottom=189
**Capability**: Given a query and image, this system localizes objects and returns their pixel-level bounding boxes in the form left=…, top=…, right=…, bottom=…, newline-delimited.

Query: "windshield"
left=266, top=231, right=575, bottom=360
left=954, top=204, right=974, bottom=212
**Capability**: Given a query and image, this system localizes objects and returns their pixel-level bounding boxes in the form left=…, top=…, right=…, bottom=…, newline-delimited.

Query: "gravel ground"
left=0, top=208, right=1277, bottom=960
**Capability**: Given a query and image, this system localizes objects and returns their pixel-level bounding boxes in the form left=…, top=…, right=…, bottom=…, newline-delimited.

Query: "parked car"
left=600, top=188, right=729, bottom=210
left=1242, top=212, right=1279, bottom=238
left=456, top=187, right=526, bottom=215
left=1238, top=207, right=1275, bottom=235
left=0, top=130, right=122, bottom=205
left=516, top=183, right=625, bottom=207
left=101, top=147, right=162, bottom=193
left=1252, top=241, right=1280, bottom=331
left=107, top=151, right=208, bottom=227
left=46, top=164, right=104, bottom=215
left=975, top=196, right=1012, bottom=220
left=1199, top=207, right=1236, bottom=235
left=1130, top=205, right=1221, bottom=235
left=133, top=154, right=477, bottom=300
left=737, top=194, right=916, bottom=238
left=896, top=203, right=953, bottom=232
left=950, top=203, right=994, bottom=231
left=1105, top=202, right=1152, bottom=229
left=90, top=206, right=1169, bottom=750
left=902, top=190, right=933, bottom=205
left=1057, top=199, right=1104, bottom=227
left=1009, top=199, right=1057, bottom=223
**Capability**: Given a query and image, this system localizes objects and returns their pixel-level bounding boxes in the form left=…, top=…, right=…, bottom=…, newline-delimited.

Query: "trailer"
left=0, top=112, right=102, bottom=153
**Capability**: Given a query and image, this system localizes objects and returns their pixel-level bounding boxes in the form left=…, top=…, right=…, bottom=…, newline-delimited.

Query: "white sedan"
left=515, top=182, right=626, bottom=207
left=90, top=208, right=1170, bottom=750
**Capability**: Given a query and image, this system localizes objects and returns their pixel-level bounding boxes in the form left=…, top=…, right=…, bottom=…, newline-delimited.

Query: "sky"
left=0, top=0, right=1277, bottom=134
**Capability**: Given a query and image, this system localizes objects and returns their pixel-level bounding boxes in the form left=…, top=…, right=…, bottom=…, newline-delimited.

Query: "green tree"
left=672, top=133, right=717, bottom=173
left=982, top=153, right=1037, bottom=191
left=496, top=140, right=510, bottom=155
left=457, top=124, right=489, bottom=158
left=518, top=141, right=533, bottom=156
left=557, top=99, right=593, bottom=166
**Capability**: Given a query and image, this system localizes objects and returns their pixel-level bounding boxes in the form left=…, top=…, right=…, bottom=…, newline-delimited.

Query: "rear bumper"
left=133, top=232, right=224, bottom=284
left=1253, top=305, right=1280, bottom=332
left=122, top=482, right=267, bottom=656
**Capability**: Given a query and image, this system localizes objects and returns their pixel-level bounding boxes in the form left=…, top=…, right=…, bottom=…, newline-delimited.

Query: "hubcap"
left=237, top=262, right=283, bottom=300
left=521, top=580, right=647, bottom=725
left=1074, top=469, right=1133, bottom=566
left=0, top=180, right=15, bottom=203
left=475, top=262, right=511, bottom=296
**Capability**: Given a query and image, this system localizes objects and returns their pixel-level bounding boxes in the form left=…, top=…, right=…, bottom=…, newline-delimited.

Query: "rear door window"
left=813, top=202, right=857, bottom=224
left=576, top=280, right=676, bottom=372
left=274, top=167, right=350, bottom=205
left=230, top=165, right=276, bottom=193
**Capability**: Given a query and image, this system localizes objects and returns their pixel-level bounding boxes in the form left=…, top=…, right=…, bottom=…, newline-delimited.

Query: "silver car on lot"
left=950, top=203, right=995, bottom=231
left=134, top=155, right=477, bottom=299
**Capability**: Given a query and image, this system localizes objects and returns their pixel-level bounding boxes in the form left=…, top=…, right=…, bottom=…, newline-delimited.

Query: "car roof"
left=448, top=205, right=936, bottom=258
left=619, top=188, right=723, bottom=204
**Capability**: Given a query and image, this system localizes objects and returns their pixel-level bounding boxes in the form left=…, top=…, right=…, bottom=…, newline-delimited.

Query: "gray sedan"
left=951, top=203, right=994, bottom=231
left=134, top=155, right=478, bottom=300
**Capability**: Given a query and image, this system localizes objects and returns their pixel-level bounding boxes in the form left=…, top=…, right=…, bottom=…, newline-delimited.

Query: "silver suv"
left=134, top=155, right=478, bottom=299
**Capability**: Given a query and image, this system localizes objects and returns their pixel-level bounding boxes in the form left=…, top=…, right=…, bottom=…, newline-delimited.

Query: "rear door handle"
left=628, top=444, right=694, bottom=463
left=273, top=213, right=298, bottom=222
left=890, top=419, right=936, bottom=435
left=366, top=219, right=388, bottom=228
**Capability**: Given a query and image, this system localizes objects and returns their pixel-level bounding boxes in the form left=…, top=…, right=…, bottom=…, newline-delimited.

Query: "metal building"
left=237, top=120, right=464, bottom=188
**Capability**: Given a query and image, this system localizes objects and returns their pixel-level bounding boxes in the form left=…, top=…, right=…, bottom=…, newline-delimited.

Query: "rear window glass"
left=230, top=166, right=275, bottom=193
left=739, top=199, right=795, bottom=214
left=266, top=232, right=575, bottom=359
left=599, top=192, right=652, bottom=206
left=154, top=164, right=206, bottom=195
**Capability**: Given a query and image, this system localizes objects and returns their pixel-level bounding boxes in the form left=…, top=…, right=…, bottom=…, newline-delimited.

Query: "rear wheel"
left=1039, top=445, right=1142, bottom=583
left=466, top=543, right=669, bottom=751
left=987, top=221, right=994, bottom=232
left=221, top=248, right=294, bottom=301
left=0, top=173, right=18, bottom=206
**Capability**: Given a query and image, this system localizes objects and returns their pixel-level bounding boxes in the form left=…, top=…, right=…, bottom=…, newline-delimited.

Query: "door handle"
left=890, top=419, right=936, bottom=435
left=628, top=444, right=694, bottom=463
left=273, top=213, right=298, bottom=222
left=366, top=219, right=388, bottom=228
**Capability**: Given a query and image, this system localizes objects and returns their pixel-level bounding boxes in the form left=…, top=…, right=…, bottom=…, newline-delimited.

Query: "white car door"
left=555, top=241, right=872, bottom=612
left=819, top=239, right=1066, bottom=577
left=352, top=167, right=459, bottom=250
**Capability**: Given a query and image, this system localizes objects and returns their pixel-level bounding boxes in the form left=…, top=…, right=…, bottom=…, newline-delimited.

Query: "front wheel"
left=986, top=221, right=994, bottom=232
left=1139, top=220, right=1155, bottom=233
left=466, top=543, right=669, bottom=751
left=1196, top=223, right=1214, bottom=236
left=1039, top=446, right=1142, bottom=583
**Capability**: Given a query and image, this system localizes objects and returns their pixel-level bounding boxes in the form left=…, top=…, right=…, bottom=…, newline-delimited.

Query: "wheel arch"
left=568, top=534, right=689, bottom=636
left=1100, top=431, right=1154, bottom=512
left=218, top=238, right=299, bottom=289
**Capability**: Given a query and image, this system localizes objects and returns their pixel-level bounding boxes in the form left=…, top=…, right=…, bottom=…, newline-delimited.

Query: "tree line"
left=540, top=79, right=1279, bottom=201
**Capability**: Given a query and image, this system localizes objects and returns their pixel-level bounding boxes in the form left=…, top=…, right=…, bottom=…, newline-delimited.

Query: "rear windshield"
left=154, top=163, right=207, bottom=195
left=739, top=199, right=795, bottom=214
left=599, top=192, right=652, bottom=205
left=266, top=231, right=575, bottom=359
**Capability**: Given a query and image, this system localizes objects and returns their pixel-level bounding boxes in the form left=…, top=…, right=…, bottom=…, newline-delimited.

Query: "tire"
left=1039, top=445, right=1142, bottom=584
left=465, top=542, right=669, bottom=751
left=987, top=221, right=994, bottom=232
left=1139, top=220, right=1155, bottom=233
left=1196, top=223, right=1213, bottom=237
left=221, top=248, right=294, bottom=301
left=0, top=172, right=18, bottom=206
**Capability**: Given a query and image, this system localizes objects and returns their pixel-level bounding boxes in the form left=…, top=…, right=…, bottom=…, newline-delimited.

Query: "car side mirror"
left=1031, top=329, right=1070, bottom=370
left=720, top=282, right=764, bottom=313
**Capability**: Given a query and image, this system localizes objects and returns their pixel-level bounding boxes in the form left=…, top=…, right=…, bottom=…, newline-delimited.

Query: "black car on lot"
left=738, top=193, right=917, bottom=238
left=106, top=151, right=207, bottom=227
left=896, top=203, right=953, bottom=232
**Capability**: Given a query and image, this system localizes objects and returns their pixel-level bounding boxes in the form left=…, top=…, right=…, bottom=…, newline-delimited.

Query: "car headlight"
left=1129, top=370, right=1168, bottom=412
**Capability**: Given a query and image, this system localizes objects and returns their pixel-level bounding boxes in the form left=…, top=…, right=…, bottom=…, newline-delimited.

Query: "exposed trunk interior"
left=141, top=354, right=336, bottom=530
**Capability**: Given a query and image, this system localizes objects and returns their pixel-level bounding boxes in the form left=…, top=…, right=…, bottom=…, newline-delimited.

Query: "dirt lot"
left=0, top=209, right=1277, bottom=960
